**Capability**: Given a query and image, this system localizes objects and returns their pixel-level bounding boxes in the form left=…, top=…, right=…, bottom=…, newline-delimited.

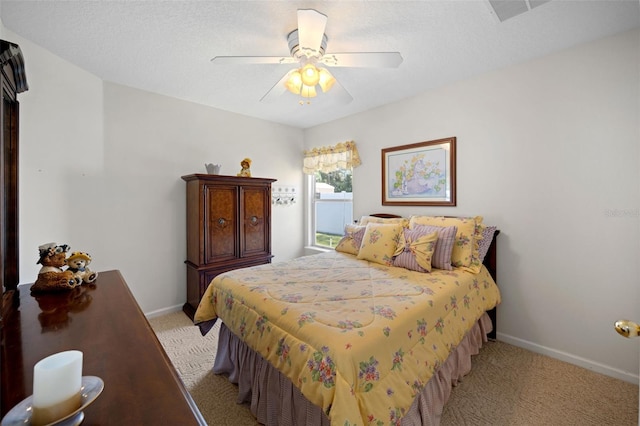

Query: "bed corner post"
left=485, top=230, right=499, bottom=341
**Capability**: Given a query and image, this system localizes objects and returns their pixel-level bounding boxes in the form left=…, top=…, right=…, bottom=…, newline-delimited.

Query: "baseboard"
left=145, top=304, right=183, bottom=319
left=497, top=332, right=639, bottom=384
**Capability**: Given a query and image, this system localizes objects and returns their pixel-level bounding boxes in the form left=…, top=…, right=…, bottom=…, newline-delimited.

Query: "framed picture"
left=381, top=137, right=456, bottom=206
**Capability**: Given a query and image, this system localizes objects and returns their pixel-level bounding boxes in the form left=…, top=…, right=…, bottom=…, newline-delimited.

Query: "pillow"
left=359, top=215, right=409, bottom=228
left=357, top=223, right=403, bottom=266
left=409, top=215, right=484, bottom=273
left=335, top=224, right=366, bottom=255
left=393, top=228, right=439, bottom=272
left=477, top=225, right=497, bottom=264
left=411, top=224, right=457, bottom=270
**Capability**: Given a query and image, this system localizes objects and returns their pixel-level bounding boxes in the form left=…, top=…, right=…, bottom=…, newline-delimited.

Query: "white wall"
left=304, top=29, right=640, bottom=383
left=7, top=28, right=306, bottom=315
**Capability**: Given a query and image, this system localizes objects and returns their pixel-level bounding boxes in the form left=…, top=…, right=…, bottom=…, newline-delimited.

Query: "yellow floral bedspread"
left=194, top=251, right=500, bottom=425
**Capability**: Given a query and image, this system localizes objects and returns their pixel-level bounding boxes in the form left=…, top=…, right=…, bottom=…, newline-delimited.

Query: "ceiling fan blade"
left=211, top=56, right=297, bottom=65
left=321, top=69, right=353, bottom=104
left=320, top=52, right=403, bottom=68
left=260, top=70, right=295, bottom=103
left=297, top=9, right=328, bottom=55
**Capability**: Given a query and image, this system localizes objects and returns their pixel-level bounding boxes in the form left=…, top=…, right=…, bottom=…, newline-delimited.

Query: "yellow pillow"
left=359, top=215, right=409, bottom=228
left=335, top=224, right=366, bottom=255
left=409, top=215, right=484, bottom=273
left=357, top=223, right=403, bottom=266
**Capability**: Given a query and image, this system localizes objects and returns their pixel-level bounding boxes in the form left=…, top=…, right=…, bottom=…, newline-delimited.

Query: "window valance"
left=303, top=141, right=361, bottom=174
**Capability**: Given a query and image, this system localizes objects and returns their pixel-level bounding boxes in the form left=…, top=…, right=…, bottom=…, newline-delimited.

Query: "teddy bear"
left=31, top=243, right=80, bottom=293
left=65, top=251, right=98, bottom=284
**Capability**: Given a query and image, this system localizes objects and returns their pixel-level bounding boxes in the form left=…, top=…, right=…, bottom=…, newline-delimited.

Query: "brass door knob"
left=614, top=320, right=640, bottom=338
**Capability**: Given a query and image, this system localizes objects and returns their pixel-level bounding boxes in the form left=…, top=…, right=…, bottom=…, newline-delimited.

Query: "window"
left=310, top=169, right=353, bottom=249
left=303, top=141, right=361, bottom=250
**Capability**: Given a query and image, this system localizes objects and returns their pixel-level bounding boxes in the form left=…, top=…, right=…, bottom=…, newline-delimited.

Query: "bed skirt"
left=213, top=312, right=492, bottom=426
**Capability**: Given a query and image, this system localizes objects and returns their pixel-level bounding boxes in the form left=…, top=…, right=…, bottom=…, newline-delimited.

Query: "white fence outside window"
left=315, top=192, right=353, bottom=236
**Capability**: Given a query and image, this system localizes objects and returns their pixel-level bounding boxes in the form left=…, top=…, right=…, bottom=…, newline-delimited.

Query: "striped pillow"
left=411, top=224, right=457, bottom=270
left=393, top=228, right=439, bottom=272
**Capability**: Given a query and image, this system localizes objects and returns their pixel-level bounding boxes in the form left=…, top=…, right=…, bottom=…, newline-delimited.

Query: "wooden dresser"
left=182, top=174, right=276, bottom=318
left=0, top=270, right=206, bottom=424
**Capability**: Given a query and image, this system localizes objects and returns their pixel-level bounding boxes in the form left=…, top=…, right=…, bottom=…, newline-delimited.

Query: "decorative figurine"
left=65, top=251, right=98, bottom=284
left=237, top=158, right=252, bottom=177
left=31, top=243, right=79, bottom=293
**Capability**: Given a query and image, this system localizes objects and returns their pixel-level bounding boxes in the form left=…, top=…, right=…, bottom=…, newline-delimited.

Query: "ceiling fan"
left=211, top=9, right=403, bottom=104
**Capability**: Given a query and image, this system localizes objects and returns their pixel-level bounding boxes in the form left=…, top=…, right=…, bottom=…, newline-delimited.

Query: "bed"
left=194, top=214, right=500, bottom=425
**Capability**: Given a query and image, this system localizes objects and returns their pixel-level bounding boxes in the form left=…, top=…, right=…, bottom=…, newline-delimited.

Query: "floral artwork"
left=382, top=137, right=456, bottom=206
left=389, top=151, right=446, bottom=197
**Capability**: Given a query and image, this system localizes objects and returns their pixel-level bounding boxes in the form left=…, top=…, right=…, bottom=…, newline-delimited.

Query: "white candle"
left=31, top=350, right=83, bottom=426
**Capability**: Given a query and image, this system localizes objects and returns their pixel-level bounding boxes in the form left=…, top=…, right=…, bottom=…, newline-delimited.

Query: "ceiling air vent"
left=486, top=0, right=552, bottom=22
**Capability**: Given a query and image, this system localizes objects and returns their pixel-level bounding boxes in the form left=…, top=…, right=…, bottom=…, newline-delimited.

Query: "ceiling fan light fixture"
left=286, top=64, right=331, bottom=100
left=300, top=84, right=317, bottom=98
left=318, top=68, right=335, bottom=93
left=300, top=63, right=320, bottom=87
left=285, top=70, right=303, bottom=94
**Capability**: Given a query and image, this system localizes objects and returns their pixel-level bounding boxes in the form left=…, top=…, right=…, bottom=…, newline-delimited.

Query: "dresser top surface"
left=1, top=270, right=205, bottom=425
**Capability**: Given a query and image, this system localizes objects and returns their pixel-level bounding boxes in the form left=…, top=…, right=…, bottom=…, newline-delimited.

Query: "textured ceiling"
left=1, top=1, right=638, bottom=129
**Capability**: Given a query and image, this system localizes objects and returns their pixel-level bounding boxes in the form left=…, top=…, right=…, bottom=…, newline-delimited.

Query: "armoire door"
left=240, top=185, right=270, bottom=258
left=204, top=184, right=238, bottom=264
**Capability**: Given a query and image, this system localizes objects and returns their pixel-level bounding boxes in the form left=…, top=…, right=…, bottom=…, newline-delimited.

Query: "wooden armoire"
left=181, top=174, right=276, bottom=318
left=0, top=41, right=27, bottom=311
left=0, top=40, right=28, bottom=415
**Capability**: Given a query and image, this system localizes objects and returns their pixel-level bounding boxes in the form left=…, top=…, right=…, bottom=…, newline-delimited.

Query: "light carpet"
left=149, top=311, right=638, bottom=426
